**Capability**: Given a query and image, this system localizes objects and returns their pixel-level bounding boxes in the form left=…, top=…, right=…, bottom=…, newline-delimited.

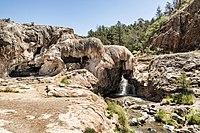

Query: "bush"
left=107, top=102, right=134, bottom=133
left=155, top=109, right=179, bottom=127
left=155, top=109, right=167, bottom=122
left=172, top=93, right=195, bottom=105
left=83, top=127, right=97, bottom=133
left=187, top=109, right=200, bottom=125
left=176, top=71, right=192, bottom=93
left=60, top=77, right=70, bottom=84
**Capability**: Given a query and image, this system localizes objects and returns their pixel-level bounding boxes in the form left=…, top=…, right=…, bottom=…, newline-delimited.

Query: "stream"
left=109, top=96, right=168, bottom=133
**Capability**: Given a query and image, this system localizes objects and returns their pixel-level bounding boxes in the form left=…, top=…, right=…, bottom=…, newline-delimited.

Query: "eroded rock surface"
left=0, top=20, right=136, bottom=94
left=135, top=51, right=200, bottom=100
left=0, top=69, right=116, bottom=133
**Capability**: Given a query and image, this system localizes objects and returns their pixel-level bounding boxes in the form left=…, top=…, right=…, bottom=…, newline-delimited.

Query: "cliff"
left=148, top=0, right=200, bottom=53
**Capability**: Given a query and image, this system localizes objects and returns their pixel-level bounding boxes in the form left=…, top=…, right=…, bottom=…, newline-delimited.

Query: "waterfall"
left=119, top=75, right=128, bottom=95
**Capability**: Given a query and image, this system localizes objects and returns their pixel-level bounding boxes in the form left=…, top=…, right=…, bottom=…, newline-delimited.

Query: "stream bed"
left=108, top=96, right=169, bottom=133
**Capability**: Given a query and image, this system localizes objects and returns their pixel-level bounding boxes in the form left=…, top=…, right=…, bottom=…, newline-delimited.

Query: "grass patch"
left=107, top=102, right=134, bottom=133
left=83, top=127, right=97, bottom=133
left=0, top=87, right=19, bottom=93
left=60, top=77, right=70, bottom=84
left=20, top=86, right=29, bottom=90
left=172, top=93, right=195, bottom=105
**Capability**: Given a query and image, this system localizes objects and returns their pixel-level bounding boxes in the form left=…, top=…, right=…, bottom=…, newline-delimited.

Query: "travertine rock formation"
left=149, top=0, right=200, bottom=53
left=0, top=20, right=136, bottom=94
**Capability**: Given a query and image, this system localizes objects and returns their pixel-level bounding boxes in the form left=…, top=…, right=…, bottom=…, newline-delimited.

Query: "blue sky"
left=1, top=0, right=171, bottom=35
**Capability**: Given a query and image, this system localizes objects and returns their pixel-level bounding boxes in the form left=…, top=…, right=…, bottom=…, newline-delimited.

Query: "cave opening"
left=61, top=56, right=89, bottom=70
left=9, top=63, right=41, bottom=77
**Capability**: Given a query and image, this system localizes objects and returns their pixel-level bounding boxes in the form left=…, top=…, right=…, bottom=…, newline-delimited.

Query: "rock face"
left=149, top=0, right=200, bottom=53
left=0, top=20, right=136, bottom=94
left=135, top=51, right=200, bottom=100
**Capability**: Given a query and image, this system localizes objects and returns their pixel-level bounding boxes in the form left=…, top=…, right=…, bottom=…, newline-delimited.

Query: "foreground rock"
left=0, top=69, right=116, bottom=133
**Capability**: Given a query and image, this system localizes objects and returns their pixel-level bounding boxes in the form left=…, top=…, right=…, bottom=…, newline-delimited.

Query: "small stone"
left=39, top=114, right=52, bottom=120
left=129, top=118, right=138, bottom=126
left=163, top=125, right=174, bottom=133
left=175, top=128, right=191, bottom=133
left=147, top=127, right=157, bottom=133
left=59, top=83, right=65, bottom=87
left=146, top=116, right=156, bottom=123
left=148, top=109, right=156, bottom=115
left=129, top=105, right=142, bottom=110
left=26, top=115, right=36, bottom=120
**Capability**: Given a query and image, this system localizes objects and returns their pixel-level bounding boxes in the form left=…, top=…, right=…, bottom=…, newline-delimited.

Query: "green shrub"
left=172, top=93, right=195, bottom=105
left=187, top=109, right=200, bottom=125
left=83, top=127, right=97, bottom=133
left=155, top=109, right=179, bottom=127
left=176, top=71, right=192, bottom=93
left=107, top=102, right=134, bottom=133
left=155, top=109, right=167, bottom=122
left=164, top=96, right=173, bottom=105
left=60, top=77, right=70, bottom=84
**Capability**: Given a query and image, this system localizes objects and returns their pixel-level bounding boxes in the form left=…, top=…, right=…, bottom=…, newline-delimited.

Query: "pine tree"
left=156, top=6, right=163, bottom=19
left=164, top=2, right=174, bottom=15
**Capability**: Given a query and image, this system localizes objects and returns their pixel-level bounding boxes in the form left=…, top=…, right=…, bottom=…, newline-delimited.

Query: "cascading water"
left=109, top=74, right=136, bottom=97
left=119, top=75, right=128, bottom=95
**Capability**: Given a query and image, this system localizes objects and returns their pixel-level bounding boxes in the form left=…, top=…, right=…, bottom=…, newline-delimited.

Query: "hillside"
left=88, top=0, right=200, bottom=54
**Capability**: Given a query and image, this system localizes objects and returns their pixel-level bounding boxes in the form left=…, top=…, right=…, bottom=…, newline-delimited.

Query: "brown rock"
left=148, top=0, right=200, bottom=53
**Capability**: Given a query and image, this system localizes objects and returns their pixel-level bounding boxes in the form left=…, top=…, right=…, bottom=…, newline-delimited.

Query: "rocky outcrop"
left=0, top=20, right=136, bottom=95
left=149, top=0, right=200, bottom=53
left=0, top=69, right=116, bottom=133
left=135, top=51, right=200, bottom=100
